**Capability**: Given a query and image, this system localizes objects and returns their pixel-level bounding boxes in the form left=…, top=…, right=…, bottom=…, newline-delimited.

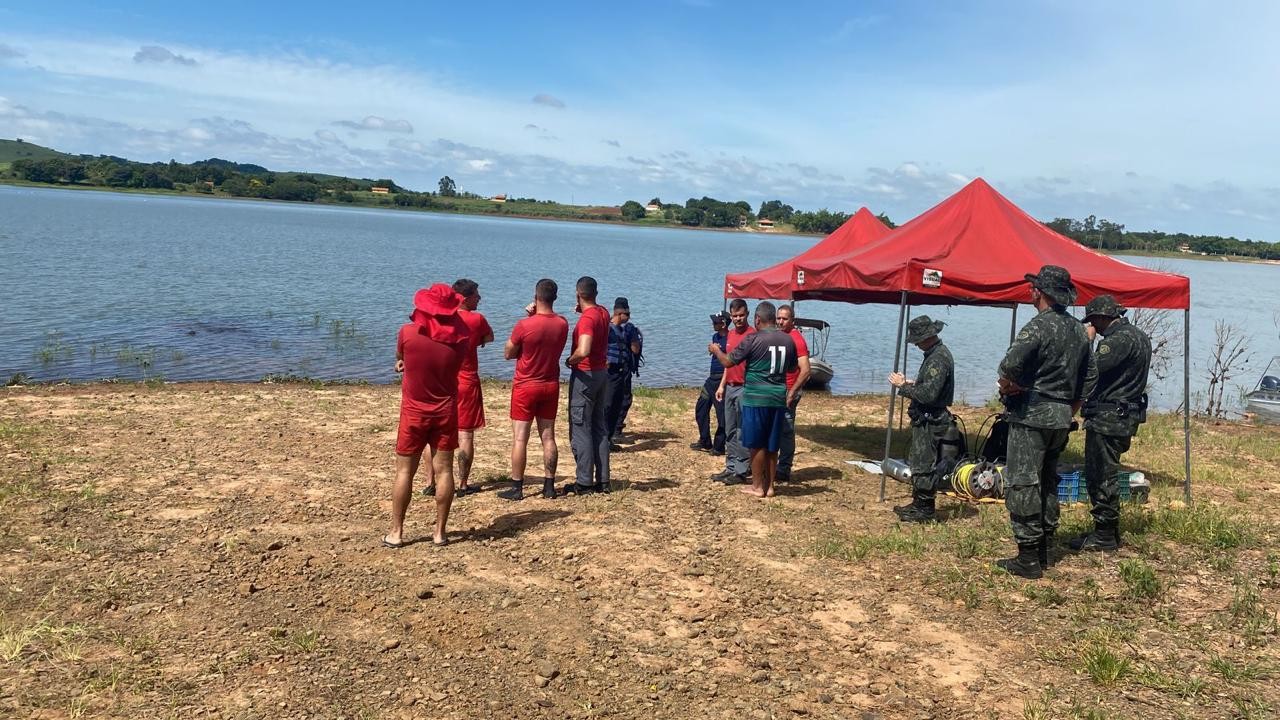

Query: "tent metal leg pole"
left=1184, top=309, right=1192, bottom=504
left=1009, top=305, right=1018, bottom=346
left=880, top=291, right=909, bottom=502
left=898, top=306, right=912, bottom=430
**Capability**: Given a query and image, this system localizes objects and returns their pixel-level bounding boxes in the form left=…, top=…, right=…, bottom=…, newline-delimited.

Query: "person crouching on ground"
left=692, top=312, right=729, bottom=455
left=888, top=315, right=960, bottom=524
left=498, top=278, right=570, bottom=501
left=385, top=284, right=470, bottom=548
left=710, top=301, right=797, bottom=498
left=563, top=276, right=611, bottom=495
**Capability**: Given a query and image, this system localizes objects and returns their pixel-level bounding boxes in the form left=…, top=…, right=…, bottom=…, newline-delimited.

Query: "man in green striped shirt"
left=709, top=301, right=798, bottom=498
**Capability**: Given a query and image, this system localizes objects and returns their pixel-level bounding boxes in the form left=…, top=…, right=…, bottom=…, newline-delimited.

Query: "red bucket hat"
left=413, top=284, right=462, bottom=316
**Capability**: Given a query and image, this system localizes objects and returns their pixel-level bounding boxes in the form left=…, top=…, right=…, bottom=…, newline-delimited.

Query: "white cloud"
left=531, top=93, right=565, bottom=109
left=333, top=115, right=414, bottom=133
left=133, top=45, right=197, bottom=66
left=467, top=159, right=493, bottom=171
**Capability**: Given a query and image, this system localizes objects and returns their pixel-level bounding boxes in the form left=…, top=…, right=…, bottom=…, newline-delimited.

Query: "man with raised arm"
left=385, top=284, right=470, bottom=548
left=498, top=279, right=570, bottom=501
left=710, top=301, right=797, bottom=498
left=562, top=276, right=612, bottom=495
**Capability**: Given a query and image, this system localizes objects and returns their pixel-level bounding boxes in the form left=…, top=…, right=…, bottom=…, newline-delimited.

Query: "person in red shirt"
left=451, top=278, right=494, bottom=496
left=775, top=304, right=812, bottom=483
left=711, top=298, right=755, bottom=485
left=562, top=276, right=611, bottom=495
left=385, top=284, right=469, bottom=548
left=498, top=278, right=569, bottom=501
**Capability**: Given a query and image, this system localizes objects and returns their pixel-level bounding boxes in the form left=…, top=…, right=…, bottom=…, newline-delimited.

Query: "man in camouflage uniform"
left=995, top=266, right=1096, bottom=579
left=1069, top=295, right=1152, bottom=552
left=888, top=315, right=961, bottom=523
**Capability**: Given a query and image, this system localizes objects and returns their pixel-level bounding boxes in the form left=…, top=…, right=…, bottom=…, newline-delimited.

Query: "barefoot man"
left=452, top=278, right=494, bottom=496
left=386, top=284, right=470, bottom=548
left=498, top=279, right=569, bottom=501
left=709, top=301, right=797, bottom=498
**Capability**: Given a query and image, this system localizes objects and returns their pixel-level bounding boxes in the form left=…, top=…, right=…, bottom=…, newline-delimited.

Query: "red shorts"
left=456, top=377, right=486, bottom=431
left=510, top=381, right=559, bottom=422
left=396, top=407, right=459, bottom=455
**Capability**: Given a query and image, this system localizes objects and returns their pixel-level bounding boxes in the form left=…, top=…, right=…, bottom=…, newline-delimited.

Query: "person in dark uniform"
left=692, top=312, right=729, bottom=455
left=995, top=265, right=1096, bottom=579
left=605, top=297, right=642, bottom=448
left=1069, top=295, right=1152, bottom=552
left=888, top=315, right=961, bottom=523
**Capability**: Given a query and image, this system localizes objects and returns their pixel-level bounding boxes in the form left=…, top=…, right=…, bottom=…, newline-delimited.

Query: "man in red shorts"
left=451, top=278, right=493, bottom=496
left=385, top=283, right=469, bottom=548
left=498, top=278, right=569, bottom=501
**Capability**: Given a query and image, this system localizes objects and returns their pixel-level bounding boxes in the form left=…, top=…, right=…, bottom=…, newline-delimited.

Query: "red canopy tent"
left=788, top=179, right=1193, bottom=501
left=723, top=207, right=892, bottom=300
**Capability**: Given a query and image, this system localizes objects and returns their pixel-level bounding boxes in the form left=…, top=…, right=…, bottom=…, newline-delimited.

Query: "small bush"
left=1118, top=558, right=1161, bottom=599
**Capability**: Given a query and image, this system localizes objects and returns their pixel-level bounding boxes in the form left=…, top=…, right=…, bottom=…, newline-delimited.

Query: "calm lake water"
left=3, top=185, right=1277, bottom=411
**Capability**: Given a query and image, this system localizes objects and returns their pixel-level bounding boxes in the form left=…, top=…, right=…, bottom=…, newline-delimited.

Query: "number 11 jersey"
left=728, top=328, right=798, bottom=408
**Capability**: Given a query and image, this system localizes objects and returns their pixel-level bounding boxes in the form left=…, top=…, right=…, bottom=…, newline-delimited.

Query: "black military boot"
left=496, top=480, right=524, bottom=501
left=898, top=498, right=936, bottom=524
left=1068, top=523, right=1120, bottom=552
left=1039, top=532, right=1054, bottom=567
left=995, top=544, right=1043, bottom=579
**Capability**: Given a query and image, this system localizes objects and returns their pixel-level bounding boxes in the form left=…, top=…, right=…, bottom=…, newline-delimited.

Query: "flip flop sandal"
left=382, top=536, right=405, bottom=549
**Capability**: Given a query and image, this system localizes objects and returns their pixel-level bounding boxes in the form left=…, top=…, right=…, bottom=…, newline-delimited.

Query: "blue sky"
left=2, top=1, right=1278, bottom=240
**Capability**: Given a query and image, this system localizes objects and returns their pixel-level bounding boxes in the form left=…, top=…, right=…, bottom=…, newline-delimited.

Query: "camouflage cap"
left=1082, top=294, right=1125, bottom=321
left=1024, top=264, right=1077, bottom=306
left=905, top=315, right=945, bottom=344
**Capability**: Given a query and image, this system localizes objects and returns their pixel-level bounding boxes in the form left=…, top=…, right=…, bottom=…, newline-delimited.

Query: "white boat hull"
left=806, top=359, right=833, bottom=389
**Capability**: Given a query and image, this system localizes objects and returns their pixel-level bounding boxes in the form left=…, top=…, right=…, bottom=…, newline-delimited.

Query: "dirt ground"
left=2, top=381, right=1278, bottom=719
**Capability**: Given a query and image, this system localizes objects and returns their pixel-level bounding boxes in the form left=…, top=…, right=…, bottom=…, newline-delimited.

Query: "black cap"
left=711, top=312, right=728, bottom=325
left=614, top=296, right=630, bottom=311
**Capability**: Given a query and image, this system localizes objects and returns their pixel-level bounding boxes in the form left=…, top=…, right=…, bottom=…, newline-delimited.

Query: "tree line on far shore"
left=8, top=148, right=1279, bottom=258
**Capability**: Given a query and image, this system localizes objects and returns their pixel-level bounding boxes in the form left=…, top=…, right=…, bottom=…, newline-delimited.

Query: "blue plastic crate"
left=1057, top=471, right=1085, bottom=503
left=1058, top=470, right=1133, bottom=503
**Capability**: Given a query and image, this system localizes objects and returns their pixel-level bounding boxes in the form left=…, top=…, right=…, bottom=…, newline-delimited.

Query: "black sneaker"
left=709, top=469, right=732, bottom=482
left=561, top=482, right=594, bottom=496
left=1068, top=529, right=1119, bottom=553
left=775, top=472, right=791, bottom=484
left=719, top=473, right=748, bottom=486
left=594, top=482, right=611, bottom=494
left=710, top=447, right=725, bottom=456
left=421, top=484, right=436, bottom=497
left=690, top=442, right=711, bottom=453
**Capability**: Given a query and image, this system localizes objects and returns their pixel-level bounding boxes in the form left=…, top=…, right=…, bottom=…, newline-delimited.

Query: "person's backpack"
left=631, top=325, right=644, bottom=375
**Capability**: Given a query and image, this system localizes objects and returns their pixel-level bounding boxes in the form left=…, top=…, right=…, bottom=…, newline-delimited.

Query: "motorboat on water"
left=795, top=318, right=834, bottom=389
left=1245, top=356, right=1280, bottom=424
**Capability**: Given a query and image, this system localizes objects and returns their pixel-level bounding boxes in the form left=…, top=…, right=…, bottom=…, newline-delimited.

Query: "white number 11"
left=768, top=346, right=788, bottom=374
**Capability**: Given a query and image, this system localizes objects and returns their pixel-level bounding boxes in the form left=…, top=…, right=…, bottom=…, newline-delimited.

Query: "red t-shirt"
left=398, top=321, right=467, bottom=416
left=510, top=312, right=569, bottom=385
left=724, top=325, right=756, bottom=385
left=785, top=328, right=810, bottom=390
left=456, top=309, right=493, bottom=381
left=572, top=305, right=610, bottom=371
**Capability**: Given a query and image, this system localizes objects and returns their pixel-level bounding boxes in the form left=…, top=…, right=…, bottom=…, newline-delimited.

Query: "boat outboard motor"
left=1262, top=375, right=1280, bottom=391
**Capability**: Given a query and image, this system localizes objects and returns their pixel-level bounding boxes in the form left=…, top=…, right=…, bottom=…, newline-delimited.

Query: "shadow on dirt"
left=468, top=509, right=573, bottom=541
left=620, top=477, right=679, bottom=492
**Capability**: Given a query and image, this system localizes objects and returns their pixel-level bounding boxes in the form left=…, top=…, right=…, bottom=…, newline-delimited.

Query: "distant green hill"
left=0, top=139, right=70, bottom=165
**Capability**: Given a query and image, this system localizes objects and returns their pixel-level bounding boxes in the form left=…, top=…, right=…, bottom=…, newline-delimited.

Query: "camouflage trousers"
left=908, top=418, right=960, bottom=501
left=1084, top=430, right=1131, bottom=527
left=1005, top=422, right=1071, bottom=546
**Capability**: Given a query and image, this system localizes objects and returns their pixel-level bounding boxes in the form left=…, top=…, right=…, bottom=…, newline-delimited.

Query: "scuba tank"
left=881, top=458, right=913, bottom=484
